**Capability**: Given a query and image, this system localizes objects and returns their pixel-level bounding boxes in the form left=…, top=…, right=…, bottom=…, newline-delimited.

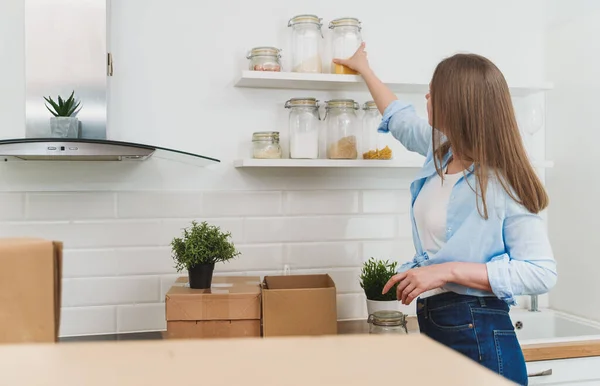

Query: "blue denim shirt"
left=378, top=100, right=557, bottom=305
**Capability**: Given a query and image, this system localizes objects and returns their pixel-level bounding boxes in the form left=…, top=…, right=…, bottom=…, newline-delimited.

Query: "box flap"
left=53, top=241, right=63, bottom=341
left=165, top=276, right=261, bottom=321
left=263, top=274, right=335, bottom=290
left=0, top=238, right=61, bottom=343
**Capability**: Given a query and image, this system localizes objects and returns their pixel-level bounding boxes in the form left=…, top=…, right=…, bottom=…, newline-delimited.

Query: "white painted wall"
left=545, top=0, right=600, bottom=320
left=0, top=0, right=549, bottom=336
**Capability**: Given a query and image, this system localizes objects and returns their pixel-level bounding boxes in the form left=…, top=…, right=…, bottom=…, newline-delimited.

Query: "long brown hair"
left=430, top=53, right=548, bottom=218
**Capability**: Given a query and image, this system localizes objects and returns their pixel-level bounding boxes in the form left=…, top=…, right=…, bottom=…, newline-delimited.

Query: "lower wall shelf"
left=234, top=159, right=423, bottom=168
left=233, top=158, right=555, bottom=169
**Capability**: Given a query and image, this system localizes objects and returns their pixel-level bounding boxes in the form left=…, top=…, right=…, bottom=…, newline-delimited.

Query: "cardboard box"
left=165, top=276, right=261, bottom=339
left=0, top=238, right=62, bottom=344
left=262, top=274, right=337, bottom=337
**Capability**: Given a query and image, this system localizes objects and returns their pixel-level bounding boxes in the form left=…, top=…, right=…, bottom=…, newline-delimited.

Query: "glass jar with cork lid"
left=329, top=17, right=362, bottom=75
left=324, top=99, right=359, bottom=159
left=285, top=98, right=321, bottom=159
left=362, top=101, right=393, bottom=160
left=367, top=310, right=408, bottom=335
left=252, top=131, right=282, bottom=159
left=288, top=15, right=323, bottom=73
left=246, top=47, right=282, bottom=72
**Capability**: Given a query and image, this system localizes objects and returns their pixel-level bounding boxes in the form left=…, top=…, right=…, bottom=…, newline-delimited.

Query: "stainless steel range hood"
left=0, top=138, right=219, bottom=166
left=17, top=0, right=219, bottom=165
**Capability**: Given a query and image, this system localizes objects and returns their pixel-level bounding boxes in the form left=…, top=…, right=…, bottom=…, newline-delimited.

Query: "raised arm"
left=333, top=43, right=432, bottom=157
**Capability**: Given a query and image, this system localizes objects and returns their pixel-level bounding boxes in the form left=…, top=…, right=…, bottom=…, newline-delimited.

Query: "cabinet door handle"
left=528, top=369, right=553, bottom=377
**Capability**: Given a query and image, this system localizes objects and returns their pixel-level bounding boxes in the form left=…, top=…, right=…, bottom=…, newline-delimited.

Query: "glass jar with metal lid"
left=247, top=47, right=282, bottom=72
left=252, top=131, right=282, bottom=159
left=285, top=98, right=321, bottom=159
left=329, top=18, right=362, bottom=75
left=288, top=15, right=323, bottom=73
left=367, top=310, right=408, bottom=335
left=324, top=99, right=359, bottom=159
left=362, top=101, right=393, bottom=160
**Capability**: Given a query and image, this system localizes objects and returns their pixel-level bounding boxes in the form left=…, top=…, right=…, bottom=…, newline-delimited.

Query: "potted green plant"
left=360, top=257, right=401, bottom=315
left=171, top=221, right=241, bottom=289
left=44, top=91, right=81, bottom=138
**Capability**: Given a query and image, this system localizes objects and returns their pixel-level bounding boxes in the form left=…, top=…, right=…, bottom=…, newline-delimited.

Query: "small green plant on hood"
left=44, top=91, right=81, bottom=117
left=359, top=257, right=399, bottom=301
left=171, top=220, right=240, bottom=272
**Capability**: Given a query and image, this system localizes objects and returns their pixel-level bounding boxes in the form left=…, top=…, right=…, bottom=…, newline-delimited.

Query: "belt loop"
left=478, top=297, right=486, bottom=307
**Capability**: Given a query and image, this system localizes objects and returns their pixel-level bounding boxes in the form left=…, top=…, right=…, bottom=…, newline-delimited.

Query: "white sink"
left=509, top=309, right=600, bottom=344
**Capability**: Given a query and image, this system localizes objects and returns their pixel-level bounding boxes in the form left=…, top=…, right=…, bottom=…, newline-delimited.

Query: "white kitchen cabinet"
left=527, top=356, right=600, bottom=384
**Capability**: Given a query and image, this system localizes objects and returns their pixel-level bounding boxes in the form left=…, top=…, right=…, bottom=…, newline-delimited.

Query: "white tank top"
left=413, top=170, right=463, bottom=298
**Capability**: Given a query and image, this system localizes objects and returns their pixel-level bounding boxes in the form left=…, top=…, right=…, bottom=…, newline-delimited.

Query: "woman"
left=334, top=44, right=557, bottom=385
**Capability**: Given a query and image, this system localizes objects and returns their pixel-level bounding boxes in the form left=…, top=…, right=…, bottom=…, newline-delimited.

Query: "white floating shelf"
left=234, top=71, right=554, bottom=96
left=234, top=158, right=554, bottom=169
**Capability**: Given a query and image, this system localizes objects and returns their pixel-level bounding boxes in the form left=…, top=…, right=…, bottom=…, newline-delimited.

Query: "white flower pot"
left=366, top=299, right=415, bottom=316
left=50, top=117, right=79, bottom=138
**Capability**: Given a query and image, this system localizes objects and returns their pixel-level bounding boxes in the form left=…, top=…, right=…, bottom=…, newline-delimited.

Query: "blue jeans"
left=417, top=292, right=528, bottom=385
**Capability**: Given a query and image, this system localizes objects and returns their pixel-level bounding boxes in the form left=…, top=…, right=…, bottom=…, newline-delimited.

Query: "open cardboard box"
left=262, top=274, right=337, bottom=337
left=0, top=238, right=62, bottom=344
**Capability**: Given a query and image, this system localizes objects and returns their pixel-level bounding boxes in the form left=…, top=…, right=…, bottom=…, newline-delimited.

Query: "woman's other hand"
left=333, top=42, right=371, bottom=75
left=382, top=264, right=453, bottom=305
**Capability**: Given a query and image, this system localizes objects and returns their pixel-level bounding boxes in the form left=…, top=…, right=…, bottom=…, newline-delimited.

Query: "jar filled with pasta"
left=324, top=99, right=360, bottom=159
left=329, top=18, right=362, bottom=75
left=247, top=47, right=282, bottom=72
left=288, top=15, right=323, bottom=73
left=362, top=101, right=393, bottom=160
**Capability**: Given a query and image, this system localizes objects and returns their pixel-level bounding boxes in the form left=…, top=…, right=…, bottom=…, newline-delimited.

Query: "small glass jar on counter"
left=252, top=131, right=282, bottom=159
left=285, top=98, right=320, bottom=159
left=367, top=310, right=408, bottom=335
left=288, top=15, right=323, bottom=73
left=247, top=47, right=282, bottom=72
left=329, top=18, right=362, bottom=75
left=324, top=99, right=359, bottom=159
left=362, top=101, right=393, bottom=160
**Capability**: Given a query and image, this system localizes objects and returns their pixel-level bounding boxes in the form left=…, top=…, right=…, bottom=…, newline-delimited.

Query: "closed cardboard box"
left=0, top=238, right=62, bottom=344
left=165, top=276, right=261, bottom=339
left=262, top=274, right=337, bottom=337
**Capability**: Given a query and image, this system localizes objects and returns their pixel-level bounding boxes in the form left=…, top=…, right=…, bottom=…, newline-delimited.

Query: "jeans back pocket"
left=493, top=330, right=528, bottom=385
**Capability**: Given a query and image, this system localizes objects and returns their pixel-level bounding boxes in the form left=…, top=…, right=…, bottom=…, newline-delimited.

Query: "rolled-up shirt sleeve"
left=486, top=205, right=557, bottom=305
left=377, top=100, right=432, bottom=157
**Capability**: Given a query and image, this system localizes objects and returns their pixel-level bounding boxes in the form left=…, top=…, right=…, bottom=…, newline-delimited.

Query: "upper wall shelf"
left=234, top=71, right=554, bottom=97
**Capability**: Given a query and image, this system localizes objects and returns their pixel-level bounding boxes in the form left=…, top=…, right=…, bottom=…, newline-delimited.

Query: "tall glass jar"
left=324, top=99, right=359, bottom=159
left=362, top=101, right=393, bottom=160
left=288, top=15, right=323, bottom=73
left=246, top=47, right=282, bottom=72
left=329, top=18, right=362, bottom=75
left=367, top=311, right=408, bottom=335
left=285, top=98, right=320, bottom=159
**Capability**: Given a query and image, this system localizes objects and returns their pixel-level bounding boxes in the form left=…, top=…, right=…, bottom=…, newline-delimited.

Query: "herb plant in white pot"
left=360, top=257, right=401, bottom=315
left=171, top=221, right=241, bottom=289
left=44, top=91, right=81, bottom=138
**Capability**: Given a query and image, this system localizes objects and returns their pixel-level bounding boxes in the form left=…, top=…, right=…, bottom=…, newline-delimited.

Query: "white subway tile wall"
left=24, top=189, right=416, bottom=336
left=5, top=189, right=546, bottom=336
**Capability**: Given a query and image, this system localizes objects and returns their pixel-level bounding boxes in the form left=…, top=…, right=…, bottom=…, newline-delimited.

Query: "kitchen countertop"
left=337, top=318, right=600, bottom=362
left=60, top=318, right=600, bottom=362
